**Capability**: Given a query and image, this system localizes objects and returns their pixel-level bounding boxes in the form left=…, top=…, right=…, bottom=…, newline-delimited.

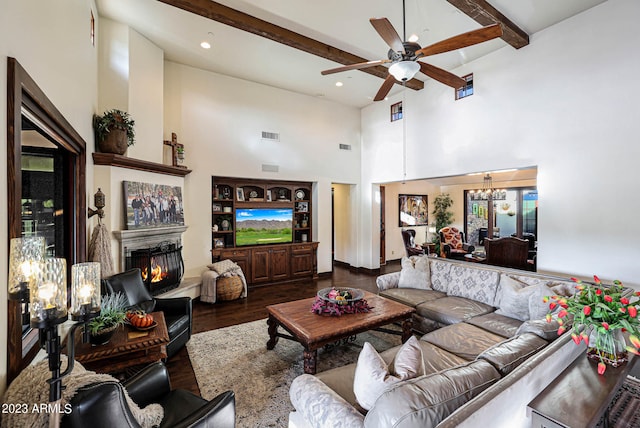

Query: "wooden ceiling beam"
left=157, top=0, right=424, bottom=91
left=446, top=0, right=529, bottom=49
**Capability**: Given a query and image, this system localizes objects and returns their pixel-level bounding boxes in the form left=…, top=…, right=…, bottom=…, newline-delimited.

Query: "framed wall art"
left=123, top=181, right=185, bottom=230
left=399, top=194, right=428, bottom=227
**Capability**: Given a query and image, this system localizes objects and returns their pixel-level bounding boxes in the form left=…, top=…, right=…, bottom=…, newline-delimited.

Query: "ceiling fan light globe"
left=389, top=61, right=420, bottom=82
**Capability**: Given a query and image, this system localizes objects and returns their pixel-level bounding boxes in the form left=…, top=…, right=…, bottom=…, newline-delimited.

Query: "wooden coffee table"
left=266, top=291, right=415, bottom=374
left=71, top=311, right=170, bottom=374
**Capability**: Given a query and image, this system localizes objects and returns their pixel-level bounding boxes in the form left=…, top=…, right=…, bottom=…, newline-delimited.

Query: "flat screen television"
left=235, top=208, right=293, bottom=246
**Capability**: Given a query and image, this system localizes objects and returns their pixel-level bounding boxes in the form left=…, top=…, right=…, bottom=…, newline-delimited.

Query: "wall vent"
left=262, top=164, right=279, bottom=173
left=261, top=131, right=280, bottom=142
left=339, top=144, right=352, bottom=151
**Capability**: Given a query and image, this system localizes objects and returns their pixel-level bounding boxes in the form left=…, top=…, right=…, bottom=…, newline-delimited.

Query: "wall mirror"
left=7, top=57, right=87, bottom=383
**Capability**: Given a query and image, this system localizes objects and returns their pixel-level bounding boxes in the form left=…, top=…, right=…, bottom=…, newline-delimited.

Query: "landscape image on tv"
left=235, top=208, right=293, bottom=246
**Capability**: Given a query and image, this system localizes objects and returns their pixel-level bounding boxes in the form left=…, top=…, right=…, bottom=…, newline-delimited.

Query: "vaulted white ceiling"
left=97, top=0, right=606, bottom=108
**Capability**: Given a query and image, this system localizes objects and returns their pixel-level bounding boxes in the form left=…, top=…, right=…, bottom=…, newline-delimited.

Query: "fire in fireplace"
left=126, top=242, right=184, bottom=296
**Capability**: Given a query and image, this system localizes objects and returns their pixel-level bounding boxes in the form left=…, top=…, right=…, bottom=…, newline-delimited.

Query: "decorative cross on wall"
left=163, top=132, right=185, bottom=167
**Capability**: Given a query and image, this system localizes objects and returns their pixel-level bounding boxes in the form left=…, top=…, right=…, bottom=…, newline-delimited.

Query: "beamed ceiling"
left=97, top=0, right=607, bottom=108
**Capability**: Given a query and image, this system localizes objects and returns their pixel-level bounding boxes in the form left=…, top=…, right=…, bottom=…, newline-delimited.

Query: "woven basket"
left=216, top=275, right=243, bottom=301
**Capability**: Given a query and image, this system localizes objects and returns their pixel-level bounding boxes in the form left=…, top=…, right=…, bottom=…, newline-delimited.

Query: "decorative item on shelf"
left=7, top=241, right=101, bottom=412
left=163, top=132, right=187, bottom=168
left=93, top=109, right=135, bottom=155
left=311, top=288, right=371, bottom=316
left=176, top=145, right=185, bottom=165
left=295, top=190, right=305, bottom=200
left=545, top=275, right=640, bottom=375
left=221, top=219, right=231, bottom=231
left=301, top=215, right=308, bottom=228
left=87, top=292, right=128, bottom=345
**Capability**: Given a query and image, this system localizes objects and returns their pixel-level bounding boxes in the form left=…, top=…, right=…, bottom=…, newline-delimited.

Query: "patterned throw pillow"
left=398, top=256, right=431, bottom=289
left=429, top=259, right=452, bottom=292
left=207, top=259, right=239, bottom=275
left=353, top=336, right=424, bottom=410
left=447, top=265, right=500, bottom=306
left=441, top=227, right=463, bottom=250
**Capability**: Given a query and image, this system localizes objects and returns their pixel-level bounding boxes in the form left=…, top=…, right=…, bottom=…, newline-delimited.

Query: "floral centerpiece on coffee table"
left=311, top=287, right=372, bottom=316
left=546, top=275, right=640, bottom=374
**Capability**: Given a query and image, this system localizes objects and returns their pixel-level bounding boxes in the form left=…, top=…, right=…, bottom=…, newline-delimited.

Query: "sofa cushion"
left=353, top=337, right=424, bottom=410
left=447, top=264, right=500, bottom=306
left=416, top=296, right=495, bottom=326
left=495, top=275, right=538, bottom=321
left=476, top=332, right=549, bottom=376
left=465, top=313, right=523, bottom=338
left=421, top=323, right=505, bottom=361
left=363, top=360, right=500, bottom=428
left=418, top=342, right=469, bottom=375
left=379, top=288, right=446, bottom=308
left=398, top=256, right=430, bottom=289
left=516, top=317, right=562, bottom=341
left=428, top=259, right=452, bottom=292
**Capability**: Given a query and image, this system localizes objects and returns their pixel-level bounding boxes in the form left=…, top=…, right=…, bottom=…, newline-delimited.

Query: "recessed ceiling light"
left=335, top=82, right=343, bottom=87
left=200, top=41, right=211, bottom=49
left=408, top=34, right=419, bottom=43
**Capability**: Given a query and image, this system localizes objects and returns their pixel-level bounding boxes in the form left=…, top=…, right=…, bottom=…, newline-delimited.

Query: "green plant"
left=87, top=292, right=129, bottom=335
left=93, top=109, right=136, bottom=147
left=430, top=193, right=454, bottom=255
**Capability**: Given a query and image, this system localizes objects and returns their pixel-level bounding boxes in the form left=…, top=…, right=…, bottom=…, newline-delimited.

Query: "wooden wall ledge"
left=92, top=153, right=192, bottom=177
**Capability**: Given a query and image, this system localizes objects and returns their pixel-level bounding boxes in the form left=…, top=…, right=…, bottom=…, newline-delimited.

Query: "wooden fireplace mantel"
left=92, top=153, right=192, bottom=177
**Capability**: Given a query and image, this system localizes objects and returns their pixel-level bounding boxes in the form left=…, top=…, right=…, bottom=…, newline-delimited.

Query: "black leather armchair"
left=401, top=229, right=425, bottom=257
left=61, top=362, right=235, bottom=428
left=439, top=226, right=475, bottom=259
left=102, top=268, right=191, bottom=359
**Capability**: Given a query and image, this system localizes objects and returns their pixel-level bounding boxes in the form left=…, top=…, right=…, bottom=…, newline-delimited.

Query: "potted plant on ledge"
left=93, top=109, right=136, bottom=155
left=87, top=292, right=128, bottom=345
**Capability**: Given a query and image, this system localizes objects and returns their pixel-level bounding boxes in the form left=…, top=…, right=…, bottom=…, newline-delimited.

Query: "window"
left=391, top=102, right=402, bottom=122
left=456, top=74, right=473, bottom=100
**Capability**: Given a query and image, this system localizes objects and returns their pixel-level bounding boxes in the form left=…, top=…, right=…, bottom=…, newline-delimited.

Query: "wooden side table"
left=528, top=353, right=637, bottom=428
left=71, top=311, right=169, bottom=374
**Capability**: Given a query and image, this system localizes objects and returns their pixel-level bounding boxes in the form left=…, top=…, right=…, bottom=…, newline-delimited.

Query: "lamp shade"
left=389, top=61, right=420, bottom=82
left=8, top=236, right=46, bottom=300
left=71, top=262, right=101, bottom=321
left=30, top=258, right=68, bottom=328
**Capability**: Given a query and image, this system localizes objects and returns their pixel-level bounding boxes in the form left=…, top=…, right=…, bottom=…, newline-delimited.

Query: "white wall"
left=362, top=0, right=640, bottom=287
left=163, top=61, right=361, bottom=276
left=0, top=0, right=98, bottom=394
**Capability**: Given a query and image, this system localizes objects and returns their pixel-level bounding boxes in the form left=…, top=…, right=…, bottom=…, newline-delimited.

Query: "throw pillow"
left=398, top=256, right=431, bottom=290
left=495, top=275, right=537, bottom=321
left=528, top=283, right=557, bottom=320
left=207, top=259, right=239, bottom=275
left=353, top=336, right=424, bottom=410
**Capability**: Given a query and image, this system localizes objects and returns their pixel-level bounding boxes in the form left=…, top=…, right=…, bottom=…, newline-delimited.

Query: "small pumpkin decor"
left=126, top=309, right=156, bottom=330
left=87, top=292, right=128, bottom=346
left=93, top=109, right=136, bottom=155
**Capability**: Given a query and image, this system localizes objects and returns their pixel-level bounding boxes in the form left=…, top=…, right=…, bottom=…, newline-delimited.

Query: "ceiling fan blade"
left=373, top=75, right=396, bottom=102
left=418, top=62, right=466, bottom=89
left=321, top=59, right=390, bottom=76
left=370, top=18, right=405, bottom=53
left=415, top=24, right=503, bottom=58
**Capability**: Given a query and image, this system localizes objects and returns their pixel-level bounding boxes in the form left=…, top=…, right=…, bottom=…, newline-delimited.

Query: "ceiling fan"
left=321, top=4, right=503, bottom=101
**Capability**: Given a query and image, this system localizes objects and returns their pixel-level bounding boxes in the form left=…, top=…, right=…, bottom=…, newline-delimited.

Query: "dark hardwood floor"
left=164, top=261, right=400, bottom=395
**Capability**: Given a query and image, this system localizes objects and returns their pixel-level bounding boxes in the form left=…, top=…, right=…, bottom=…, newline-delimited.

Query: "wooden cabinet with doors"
left=211, top=176, right=319, bottom=286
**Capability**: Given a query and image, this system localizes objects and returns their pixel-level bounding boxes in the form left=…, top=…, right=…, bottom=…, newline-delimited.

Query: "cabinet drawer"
left=219, top=249, right=249, bottom=259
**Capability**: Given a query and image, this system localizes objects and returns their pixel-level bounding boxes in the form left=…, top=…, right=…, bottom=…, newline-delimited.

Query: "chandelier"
left=469, top=174, right=506, bottom=201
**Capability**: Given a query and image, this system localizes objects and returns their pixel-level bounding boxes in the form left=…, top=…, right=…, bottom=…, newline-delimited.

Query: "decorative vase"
left=89, top=325, right=118, bottom=346
left=586, top=328, right=628, bottom=368
left=98, top=128, right=128, bottom=155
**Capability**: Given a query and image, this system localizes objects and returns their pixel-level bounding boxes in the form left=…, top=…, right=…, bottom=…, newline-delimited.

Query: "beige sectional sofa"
left=288, top=257, right=576, bottom=428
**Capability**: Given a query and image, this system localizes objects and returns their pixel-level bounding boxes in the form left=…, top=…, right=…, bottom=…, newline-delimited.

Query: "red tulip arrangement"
left=545, top=275, right=640, bottom=374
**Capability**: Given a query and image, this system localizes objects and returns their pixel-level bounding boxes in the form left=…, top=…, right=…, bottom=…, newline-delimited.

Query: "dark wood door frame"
left=7, top=57, right=87, bottom=383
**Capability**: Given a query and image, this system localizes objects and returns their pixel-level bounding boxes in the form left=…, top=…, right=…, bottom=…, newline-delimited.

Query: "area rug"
left=596, top=375, right=640, bottom=427
left=186, top=318, right=401, bottom=427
